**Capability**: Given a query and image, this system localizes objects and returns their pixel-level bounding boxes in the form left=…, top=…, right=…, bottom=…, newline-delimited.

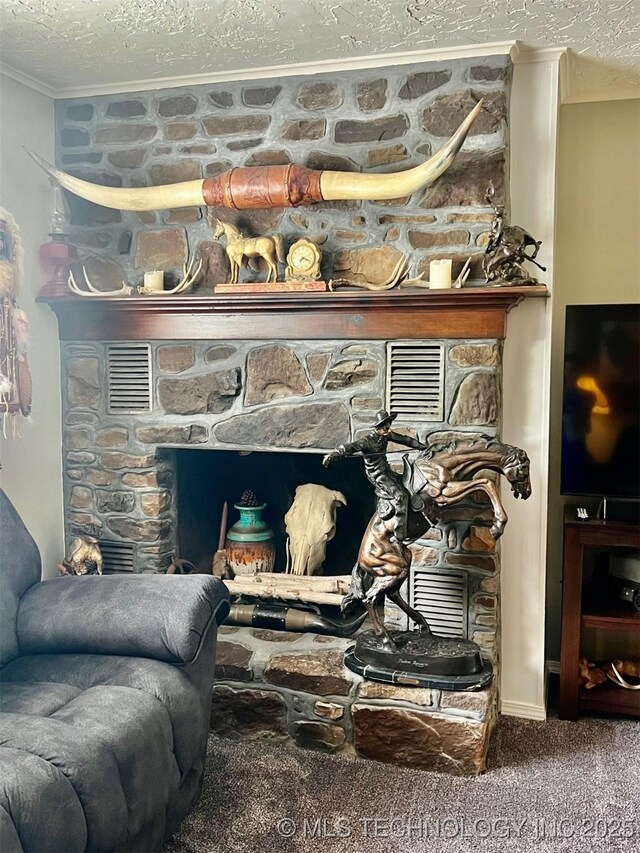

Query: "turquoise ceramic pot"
left=225, top=503, right=275, bottom=575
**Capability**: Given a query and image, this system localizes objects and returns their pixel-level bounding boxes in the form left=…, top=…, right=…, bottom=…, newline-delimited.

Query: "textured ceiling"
left=0, top=0, right=638, bottom=93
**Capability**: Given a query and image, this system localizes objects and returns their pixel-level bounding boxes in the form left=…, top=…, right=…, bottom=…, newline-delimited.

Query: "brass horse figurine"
left=213, top=219, right=285, bottom=283
left=342, top=435, right=531, bottom=646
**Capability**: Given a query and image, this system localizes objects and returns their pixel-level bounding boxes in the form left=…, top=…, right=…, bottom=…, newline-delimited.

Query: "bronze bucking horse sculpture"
left=483, top=185, right=546, bottom=285
left=336, top=434, right=531, bottom=647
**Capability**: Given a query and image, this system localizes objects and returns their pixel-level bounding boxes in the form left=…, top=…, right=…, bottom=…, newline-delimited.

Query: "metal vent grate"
left=409, top=567, right=467, bottom=638
left=107, top=344, right=151, bottom=414
left=99, top=540, right=135, bottom=574
left=386, top=342, right=444, bottom=421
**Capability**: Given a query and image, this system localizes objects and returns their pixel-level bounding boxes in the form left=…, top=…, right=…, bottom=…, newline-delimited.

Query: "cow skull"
left=285, top=484, right=346, bottom=576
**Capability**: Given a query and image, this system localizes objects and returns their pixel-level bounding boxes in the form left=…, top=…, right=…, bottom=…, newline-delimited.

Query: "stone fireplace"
left=45, top=50, right=549, bottom=771
left=46, top=293, right=537, bottom=775
left=60, top=330, right=502, bottom=649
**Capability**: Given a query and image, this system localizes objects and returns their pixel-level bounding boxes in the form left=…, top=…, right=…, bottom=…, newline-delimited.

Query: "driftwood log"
left=224, top=572, right=351, bottom=606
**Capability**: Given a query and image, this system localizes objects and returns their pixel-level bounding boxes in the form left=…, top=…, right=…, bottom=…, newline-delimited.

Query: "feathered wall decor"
left=0, top=207, right=32, bottom=438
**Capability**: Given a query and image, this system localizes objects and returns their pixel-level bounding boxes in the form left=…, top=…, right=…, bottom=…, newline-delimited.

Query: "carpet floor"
left=165, top=714, right=639, bottom=853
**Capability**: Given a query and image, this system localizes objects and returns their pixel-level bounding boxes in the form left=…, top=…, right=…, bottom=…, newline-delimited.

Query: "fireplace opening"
left=173, top=448, right=375, bottom=576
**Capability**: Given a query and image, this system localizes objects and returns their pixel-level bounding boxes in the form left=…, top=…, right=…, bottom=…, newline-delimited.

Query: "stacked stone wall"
left=61, top=337, right=501, bottom=654
left=55, top=58, right=511, bottom=773
left=54, top=57, right=510, bottom=287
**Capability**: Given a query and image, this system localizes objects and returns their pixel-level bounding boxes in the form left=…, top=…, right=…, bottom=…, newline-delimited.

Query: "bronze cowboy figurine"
left=322, top=410, right=427, bottom=545
left=325, top=413, right=532, bottom=656
left=483, top=185, right=546, bottom=286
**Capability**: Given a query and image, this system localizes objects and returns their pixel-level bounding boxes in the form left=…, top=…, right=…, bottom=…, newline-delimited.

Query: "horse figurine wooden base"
left=341, top=434, right=531, bottom=647
left=213, top=218, right=285, bottom=283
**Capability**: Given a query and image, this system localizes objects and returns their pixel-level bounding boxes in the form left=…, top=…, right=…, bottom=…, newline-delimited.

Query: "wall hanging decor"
left=0, top=207, right=32, bottom=437
left=28, top=101, right=482, bottom=213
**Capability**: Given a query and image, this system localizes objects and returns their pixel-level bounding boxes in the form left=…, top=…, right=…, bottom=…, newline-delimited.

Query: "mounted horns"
left=27, top=100, right=482, bottom=212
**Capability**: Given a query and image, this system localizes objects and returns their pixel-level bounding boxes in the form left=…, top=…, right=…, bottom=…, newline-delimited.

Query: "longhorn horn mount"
left=27, top=100, right=483, bottom=212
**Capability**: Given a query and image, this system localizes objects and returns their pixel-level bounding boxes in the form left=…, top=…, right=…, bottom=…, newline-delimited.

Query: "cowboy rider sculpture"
left=322, top=410, right=427, bottom=545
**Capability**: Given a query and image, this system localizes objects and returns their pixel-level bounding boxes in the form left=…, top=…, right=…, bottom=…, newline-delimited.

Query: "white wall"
left=545, top=98, right=640, bottom=660
left=500, top=52, right=561, bottom=720
left=0, top=74, right=63, bottom=577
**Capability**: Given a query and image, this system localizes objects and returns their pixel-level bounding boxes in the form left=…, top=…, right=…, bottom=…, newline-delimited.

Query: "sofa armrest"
left=17, top=574, right=230, bottom=665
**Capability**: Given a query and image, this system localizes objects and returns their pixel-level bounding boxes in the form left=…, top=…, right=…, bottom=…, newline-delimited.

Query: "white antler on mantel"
left=67, top=252, right=203, bottom=298
left=67, top=267, right=134, bottom=297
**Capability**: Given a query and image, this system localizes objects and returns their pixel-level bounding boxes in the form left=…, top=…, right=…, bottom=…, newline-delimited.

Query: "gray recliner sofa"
left=0, top=489, right=230, bottom=852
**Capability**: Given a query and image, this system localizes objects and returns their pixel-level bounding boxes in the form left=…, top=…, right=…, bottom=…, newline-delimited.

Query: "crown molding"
left=510, top=42, right=567, bottom=65
left=560, top=50, right=640, bottom=104
left=0, top=63, right=57, bottom=99
left=1, top=41, right=517, bottom=99
left=6, top=40, right=636, bottom=105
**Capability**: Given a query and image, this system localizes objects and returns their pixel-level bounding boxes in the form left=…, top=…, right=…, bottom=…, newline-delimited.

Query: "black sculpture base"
left=345, top=630, right=493, bottom=690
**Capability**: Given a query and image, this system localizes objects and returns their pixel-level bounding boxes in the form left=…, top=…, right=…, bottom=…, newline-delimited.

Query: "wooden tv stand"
left=559, top=517, right=640, bottom=721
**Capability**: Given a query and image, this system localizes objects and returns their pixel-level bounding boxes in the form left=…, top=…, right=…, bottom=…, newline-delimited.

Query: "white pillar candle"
left=144, top=270, right=164, bottom=291
left=429, top=259, right=452, bottom=289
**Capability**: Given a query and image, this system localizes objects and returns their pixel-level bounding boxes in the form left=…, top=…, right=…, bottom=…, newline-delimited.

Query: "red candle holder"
left=39, top=231, right=77, bottom=299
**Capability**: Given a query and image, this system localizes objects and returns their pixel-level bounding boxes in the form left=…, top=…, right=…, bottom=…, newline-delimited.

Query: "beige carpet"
left=165, top=714, right=639, bottom=853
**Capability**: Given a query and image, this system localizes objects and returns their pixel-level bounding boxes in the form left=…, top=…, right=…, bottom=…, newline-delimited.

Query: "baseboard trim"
left=500, top=699, right=547, bottom=720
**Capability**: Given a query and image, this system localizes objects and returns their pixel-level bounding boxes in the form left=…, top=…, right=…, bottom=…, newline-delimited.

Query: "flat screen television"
left=561, top=303, right=640, bottom=499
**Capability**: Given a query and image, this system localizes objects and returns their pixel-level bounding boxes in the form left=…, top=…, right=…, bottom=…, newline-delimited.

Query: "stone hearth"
left=213, top=626, right=496, bottom=775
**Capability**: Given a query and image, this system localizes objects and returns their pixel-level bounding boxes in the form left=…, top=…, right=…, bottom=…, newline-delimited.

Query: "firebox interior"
left=174, top=448, right=374, bottom=575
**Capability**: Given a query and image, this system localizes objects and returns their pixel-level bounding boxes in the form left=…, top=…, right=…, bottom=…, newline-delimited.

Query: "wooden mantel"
left=39, top=285, right=548, bottom=342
